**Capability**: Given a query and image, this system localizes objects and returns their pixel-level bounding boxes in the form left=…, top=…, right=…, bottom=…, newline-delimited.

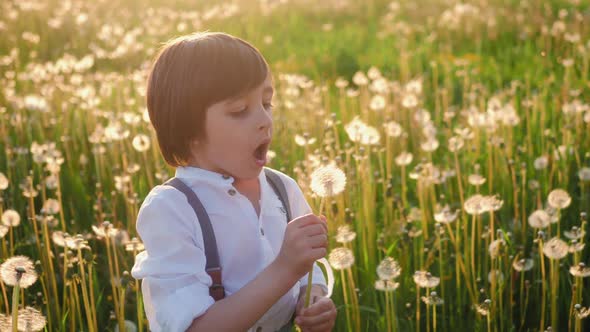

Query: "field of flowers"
left=0, top=0, right=589, bottom=331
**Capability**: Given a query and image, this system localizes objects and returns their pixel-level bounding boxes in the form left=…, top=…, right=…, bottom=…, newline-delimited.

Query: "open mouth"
left=253, top=140, right=270, bottom=166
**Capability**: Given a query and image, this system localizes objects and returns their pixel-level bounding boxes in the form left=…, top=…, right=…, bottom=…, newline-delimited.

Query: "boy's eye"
left=230, top=107, right=248, bottom=117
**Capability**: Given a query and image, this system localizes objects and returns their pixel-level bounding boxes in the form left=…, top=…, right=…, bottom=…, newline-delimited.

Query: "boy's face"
left=189, top=74, right=274, bottom=180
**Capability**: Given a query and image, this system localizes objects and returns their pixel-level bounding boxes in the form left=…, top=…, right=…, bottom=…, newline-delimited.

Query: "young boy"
left=131, top=32, right=337, bottom=332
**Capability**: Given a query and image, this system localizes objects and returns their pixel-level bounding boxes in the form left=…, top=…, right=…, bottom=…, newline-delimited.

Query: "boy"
left=131, top=32, right=337, bottom=332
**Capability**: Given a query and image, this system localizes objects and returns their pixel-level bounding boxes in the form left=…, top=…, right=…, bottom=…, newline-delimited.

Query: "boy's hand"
left=275, top=214, right=328, bottom=279
left=294, top=285, right=336, bottom=332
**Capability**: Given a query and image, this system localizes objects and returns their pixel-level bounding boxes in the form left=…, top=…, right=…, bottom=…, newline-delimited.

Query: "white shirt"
left=131, top=166, right=327, bottom=332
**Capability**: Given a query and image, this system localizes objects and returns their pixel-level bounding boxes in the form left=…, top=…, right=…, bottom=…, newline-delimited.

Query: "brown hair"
left=146, top=32, right=270, bottom=167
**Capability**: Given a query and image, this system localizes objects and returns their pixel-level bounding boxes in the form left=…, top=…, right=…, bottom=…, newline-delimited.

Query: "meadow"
left=0, top=0, right=589, bottom=331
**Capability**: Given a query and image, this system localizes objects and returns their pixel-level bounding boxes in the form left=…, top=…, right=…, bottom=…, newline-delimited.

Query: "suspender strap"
left=163, top=177, right=225, bottom=301
left=264, top=168, right=292, bottom=222
left=163, top=169, right=291, bottom=302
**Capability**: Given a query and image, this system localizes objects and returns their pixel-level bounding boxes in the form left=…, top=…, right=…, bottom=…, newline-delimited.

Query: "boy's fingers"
left=296, top=305, right=337, bottom=327
left=302, top=298, right=334, bottom=316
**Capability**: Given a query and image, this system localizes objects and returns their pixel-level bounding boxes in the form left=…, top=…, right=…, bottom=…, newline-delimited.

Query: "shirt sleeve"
left=281, top=173, right=329, bottom=295
left=131, top=186, right=215, bottom=332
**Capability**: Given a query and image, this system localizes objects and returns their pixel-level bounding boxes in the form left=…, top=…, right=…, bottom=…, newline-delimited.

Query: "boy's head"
left=147, top=32, right=274, bottom=179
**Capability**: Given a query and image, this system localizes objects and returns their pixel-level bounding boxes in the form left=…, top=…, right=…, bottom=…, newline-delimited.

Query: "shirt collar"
left=174, top=166, right=270, bottom=189
left=174, top=166, right=235, bottom=188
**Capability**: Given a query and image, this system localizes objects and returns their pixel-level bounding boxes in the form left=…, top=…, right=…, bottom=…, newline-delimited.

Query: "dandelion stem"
left=11, top=283, right=20, bottom=332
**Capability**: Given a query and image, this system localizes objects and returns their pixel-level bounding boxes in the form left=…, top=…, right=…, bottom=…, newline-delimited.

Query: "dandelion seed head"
left=376, top=257, right=401, bottom=280
left=2, top=209, right=21, bottom=227
left=335, top=224, right=356, bottom=244
left=547, top=189, right=571, bottom=209
left=0, top=255, right=38, bottom=288
left=570, top=263, right=590, bottom=277
left=543, top=237, right=569, bottom=260
left=383, top=121, right=403, bottom=137
left=310, top=164, right=346, bottom=198
left=17, top=306, right=47, bottom=332
left=467, top=174, right=486, bottom=186
left=374, top=279, right=399, bottom=292
left=528, top=210, right=551, bottom=229
left=512, top=258, right=534, bottom=272
left=578, top=167, right=590, bottom=181
left=434, top=205, right=459, bottom=224
left=413, top=271, right=440, bottom=288
left=41, top=198, right=60, bottom=215
left=328, top=247, right=355, bottom=270
left=464, top=194, right=487, bottom=215
left=564, top=226, right=585, bottom=240
left=124, top=237, right=144, bottom=252
left=395, top=152, right=413, bottom=166
left=0, top=172, right=9, bottom=190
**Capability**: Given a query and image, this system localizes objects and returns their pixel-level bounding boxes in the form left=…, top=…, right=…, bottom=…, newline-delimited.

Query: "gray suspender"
left=163, top=168, right=291, bottom=301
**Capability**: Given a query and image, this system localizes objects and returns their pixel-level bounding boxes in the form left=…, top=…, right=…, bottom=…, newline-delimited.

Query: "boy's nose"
left=257, top=107, right=272, bottom=131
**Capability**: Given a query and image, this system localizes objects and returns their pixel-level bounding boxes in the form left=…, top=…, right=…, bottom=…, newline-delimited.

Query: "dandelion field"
left=1, top=0, right=590, bottom=331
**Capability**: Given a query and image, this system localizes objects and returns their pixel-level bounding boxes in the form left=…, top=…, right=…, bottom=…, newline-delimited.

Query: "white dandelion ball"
left=0, top=255, right=38, bottom=288
left=310, top=164, right=346, bottom=198
left=328, top=247, right=355, bottom=270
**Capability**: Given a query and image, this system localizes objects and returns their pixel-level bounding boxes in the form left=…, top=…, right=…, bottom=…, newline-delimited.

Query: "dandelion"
left=401, top=94, right=418, bottom=108
left=374, top=279, right=399, bottom=292
left=574, top=304, right=590, bottom=319
left=488, top=239, right=505, bottom=258
left=448, top=136, right=464, bottom=152
left=328, top=247, right=355, bottom=270
left=564, top=226, right=585, bottom=240
left=124, top=237, right=144, bottom=252
left=579, top=167, right=590, bottom=181
left=474, top=299, right=492, bottom=316
left=16, top=306, right=47, bottom=332
left=0, top=256, right=37, bottom=288
left=114, top=320, right=138, bottom=332
left=488, top=270, right=504, bottom=284
left=528, top=210, right=551, bottom=229
left=467, top=174, right=486, bottom=186
left=569, top=263, right=590, bottom=278
left=51, top=231, right=69, bottom=247
left=1, top=210, right=20, bottom=227
left=484, top=195, right=503, bottom=211
left=413, top=271, right=440, bottom=288
left=310, top=164, right=346, bottom=198
left=543, top=237, right=569, bottom=260
left=547, top=189, right=571, bottom=209
left=41, top=198, right=60, bottom=215
left=344, top=117, right=380, bottom=145
left=395, top=152, right=413, bottom=166
left=421, top=291, right=444, bottom=305
left=569, top=240, right=585, bottom=253
left=464, top=194, right=487, bottom=215
left=512, top=258, right=534, bottom=272
left=433, top=205, right=459, bottom=224
left=335, top=225, right=356, bottom=244
left=534, top=156, right=549, bottom=170
left=383, top=121, right=403, bottom=137
left=65, top=234, right=90, bottom=250
left=0, top=172, right=8, bottom=190
left=294, top=133, right=317, bottom=146
left=376, top=257, right=401, bottom=280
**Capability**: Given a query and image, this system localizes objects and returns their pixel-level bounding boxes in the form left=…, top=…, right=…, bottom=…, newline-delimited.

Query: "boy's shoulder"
left=138, top=182, right=184, bottom=211
left=264, top=167, right=298, bottom=188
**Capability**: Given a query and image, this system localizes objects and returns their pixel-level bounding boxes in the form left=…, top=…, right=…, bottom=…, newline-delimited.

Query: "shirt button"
left=256, top=327, right=262, bottom=332
left=222, top=174, right=230, bottom=179
left=228, top=189, right=236, bottom=196
left=260, top=228, right=264, bottom=236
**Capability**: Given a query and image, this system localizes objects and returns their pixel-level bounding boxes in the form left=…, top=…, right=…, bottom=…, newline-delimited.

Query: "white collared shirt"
left=131, top=166, right=327, bottom=332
